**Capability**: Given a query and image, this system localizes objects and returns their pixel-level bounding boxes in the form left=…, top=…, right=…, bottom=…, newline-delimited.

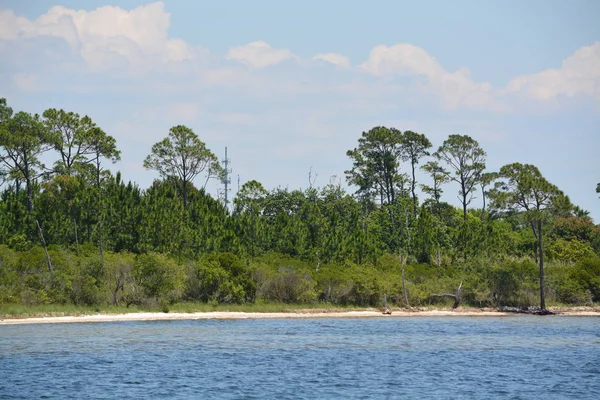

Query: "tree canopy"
left=144, top=125, right=224, bottom=210
left=489, top=163, right=571, bottom=311
left=434, top=134, right=486, bottom=221
left=0, top=97, right=598, bottom=312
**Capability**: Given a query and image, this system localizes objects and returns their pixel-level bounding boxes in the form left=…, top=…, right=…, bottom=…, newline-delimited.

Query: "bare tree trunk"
left=401, top=267, right=410, bottom=307
left=36, top=219, right=53, bottom=272
left=411, top=161, right=417, bottom=216
left=538, top=220, right=546, bottom=311
left=462, top=189, right=468, bottom=221
left=183, top=180, right=188, bottom=211
left=112, top=273, right=124, bottom=306
left=73, top=218, right=79, bottom=251
left=405, top=211, right=411, bottom=254
left=26, top=179, right=33, bottom=214
left=481, top=185, right=486, bottom=221
left=99, top=223, right=104, bottom=262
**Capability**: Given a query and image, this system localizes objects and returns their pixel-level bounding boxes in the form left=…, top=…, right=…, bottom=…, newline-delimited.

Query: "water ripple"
left=1, top=316, right=599, bottom=399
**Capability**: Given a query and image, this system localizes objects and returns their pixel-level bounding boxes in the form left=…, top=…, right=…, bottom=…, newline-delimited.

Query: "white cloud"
left=0, top=9, right=31, bottom=40
left=504, top=42, right=600, bottom=101
left=166, top=103, right=199, bottom=122
left=0, top=2, right=194, bottom=71
left=359, top=44, right=499, bottom=111
left=226, top=41, right=295, bottom=68
left=360, top=44, right=441, bottom=77
left=313, top=53, right=351, bottom=68
left=12, top=73, right=39, bottom=91
left=3, top=2, right=598, bottom=114
left=217, top=113, right=255, bottom=125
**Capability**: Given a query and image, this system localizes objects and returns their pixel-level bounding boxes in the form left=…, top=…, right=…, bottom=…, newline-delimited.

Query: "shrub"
left=133, top=252, right=184, bottom=301
left=485, top=260, right=538, bottom=307
left=191, top=252, right=256, bottom=304
left=550, top=239, right=596, bottom=263
left=260, top=269, right=317, bottom=303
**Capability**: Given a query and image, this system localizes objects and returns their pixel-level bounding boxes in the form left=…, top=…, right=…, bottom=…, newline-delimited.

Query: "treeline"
left=0, top=98, right=599, bottom=310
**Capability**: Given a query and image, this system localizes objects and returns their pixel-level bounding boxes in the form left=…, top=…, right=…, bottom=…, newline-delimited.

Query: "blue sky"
left=1, top=0, right=599, bottom=220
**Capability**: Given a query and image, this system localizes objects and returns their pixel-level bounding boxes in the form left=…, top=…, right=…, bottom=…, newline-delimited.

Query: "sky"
left=1, top=0, right=599, bottom=220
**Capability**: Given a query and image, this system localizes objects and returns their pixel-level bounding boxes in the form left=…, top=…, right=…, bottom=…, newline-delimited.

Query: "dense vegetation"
left=1, top=98, right=599, bottom=312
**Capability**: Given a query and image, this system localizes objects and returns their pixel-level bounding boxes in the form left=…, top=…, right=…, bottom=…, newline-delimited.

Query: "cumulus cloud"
left=504, top=42, right=600, bottom=101
left=217, top=113, right=256, bottom=125
left=313, top=53, right=351, bottom=68
left=166, top=103, right=199, bottom=122
left=359, top=43, right=499, bottom=111
left=2, top=2, right=598, bottom=114
left=0, top=2, right=194, bottom=71
left=226, top=41, right=296, bottom=69
left=12, top=73, right=39, bottom=91
left=360, top=44, right=441, bottom=77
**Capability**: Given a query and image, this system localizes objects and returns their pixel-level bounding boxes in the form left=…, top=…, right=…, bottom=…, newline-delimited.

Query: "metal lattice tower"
left=221, top=147, right=232, bottom=208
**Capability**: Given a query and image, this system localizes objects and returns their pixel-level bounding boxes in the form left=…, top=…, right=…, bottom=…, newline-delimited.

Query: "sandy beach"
left=1, top=307, right=598, bottom=325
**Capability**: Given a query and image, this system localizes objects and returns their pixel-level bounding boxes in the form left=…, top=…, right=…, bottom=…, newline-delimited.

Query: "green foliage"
left=485, top=261, right=538, bottom=307
left=420, top=161, right=449, bottom=203
left=567, top=258, right=600, bottom=302
left=551, top=216, right=600, bottom=254
left=550, top=239, right=596, bottom=263
left=2, top=106, right=599, bottom=311
left=400, top=131, right=432, bottom=213
left=133, top=252, right=183, bottom=301
left=434, top=134, right=486, bottom=220
left=489, top=162, right=573, bottom=310
left=189, top=252, right=256, bottom=304
left=345, top=126, right=406, bottom=205
left=144, top=125, right=223, bottom=209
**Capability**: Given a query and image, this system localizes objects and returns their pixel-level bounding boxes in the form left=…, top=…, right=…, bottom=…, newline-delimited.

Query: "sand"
left=1, top=308, right=598, bottom=325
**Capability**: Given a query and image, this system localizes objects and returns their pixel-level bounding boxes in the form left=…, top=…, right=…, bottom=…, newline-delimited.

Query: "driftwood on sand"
left=382, top=294, right=392, bottom=315
left=432, top=281, right=462, bottom=309
left=499, top=306, right=554, bottom=315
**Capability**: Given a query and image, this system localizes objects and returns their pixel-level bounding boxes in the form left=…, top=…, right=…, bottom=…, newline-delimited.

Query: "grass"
left=0, top=302, right=374, bottom=319
left=0, top=304, right=153, bottom=319
left=2, top=301, right=596, bottom=320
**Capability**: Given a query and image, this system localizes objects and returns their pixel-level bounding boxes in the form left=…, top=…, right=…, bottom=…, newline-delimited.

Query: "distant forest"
left=1, top=98, right=599, bottom=311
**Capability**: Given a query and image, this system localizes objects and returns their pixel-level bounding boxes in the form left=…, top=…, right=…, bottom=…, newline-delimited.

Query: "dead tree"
left=433, top=281, right=462, bottom=309
left=36, top=219, right=53, bottom=272
left=401, top=267, right=410, bottom=308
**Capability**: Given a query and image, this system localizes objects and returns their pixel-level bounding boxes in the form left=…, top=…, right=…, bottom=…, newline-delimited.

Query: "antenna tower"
left=221, top=147, right=232, bottom=208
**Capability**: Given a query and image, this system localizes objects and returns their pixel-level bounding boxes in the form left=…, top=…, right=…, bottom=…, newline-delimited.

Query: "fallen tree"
left=432, top=281, right=462, bottom=309
left=499, top=306, right=554, bottom=315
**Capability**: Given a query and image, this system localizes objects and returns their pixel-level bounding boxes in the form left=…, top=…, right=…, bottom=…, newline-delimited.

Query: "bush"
left=7, top=234, right=32, bottom=252
left=571, top=258, right=600, bottom=302
left=133, top=252, right=184, bottom=301
left=191, top=253, right=256, bottom=304
left=314, top=264, right=354, bottom=304
left=485, top=260, right=538, bottom=307
left=550, top=239, right=596, bottom=263
left=260, top=268, right=317, bottom=303
left=104, top=252, right=136, bottom=306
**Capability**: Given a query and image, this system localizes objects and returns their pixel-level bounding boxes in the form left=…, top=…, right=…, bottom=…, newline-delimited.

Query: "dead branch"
left=433, top=281, right=462, bottom=309
left=36, top=219, right=53, bottom=273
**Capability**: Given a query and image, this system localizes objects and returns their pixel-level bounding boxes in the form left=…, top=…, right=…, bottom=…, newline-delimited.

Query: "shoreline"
left=1, top=307, right=599, bottom=325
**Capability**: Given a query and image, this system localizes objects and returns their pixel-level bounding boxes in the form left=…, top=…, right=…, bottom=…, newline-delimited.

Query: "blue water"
left=1, top=316, right=599, bottom=399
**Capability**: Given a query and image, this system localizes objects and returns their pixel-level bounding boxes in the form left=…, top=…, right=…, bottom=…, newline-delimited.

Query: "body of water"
left=1, top=316, right=599, bottom=399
